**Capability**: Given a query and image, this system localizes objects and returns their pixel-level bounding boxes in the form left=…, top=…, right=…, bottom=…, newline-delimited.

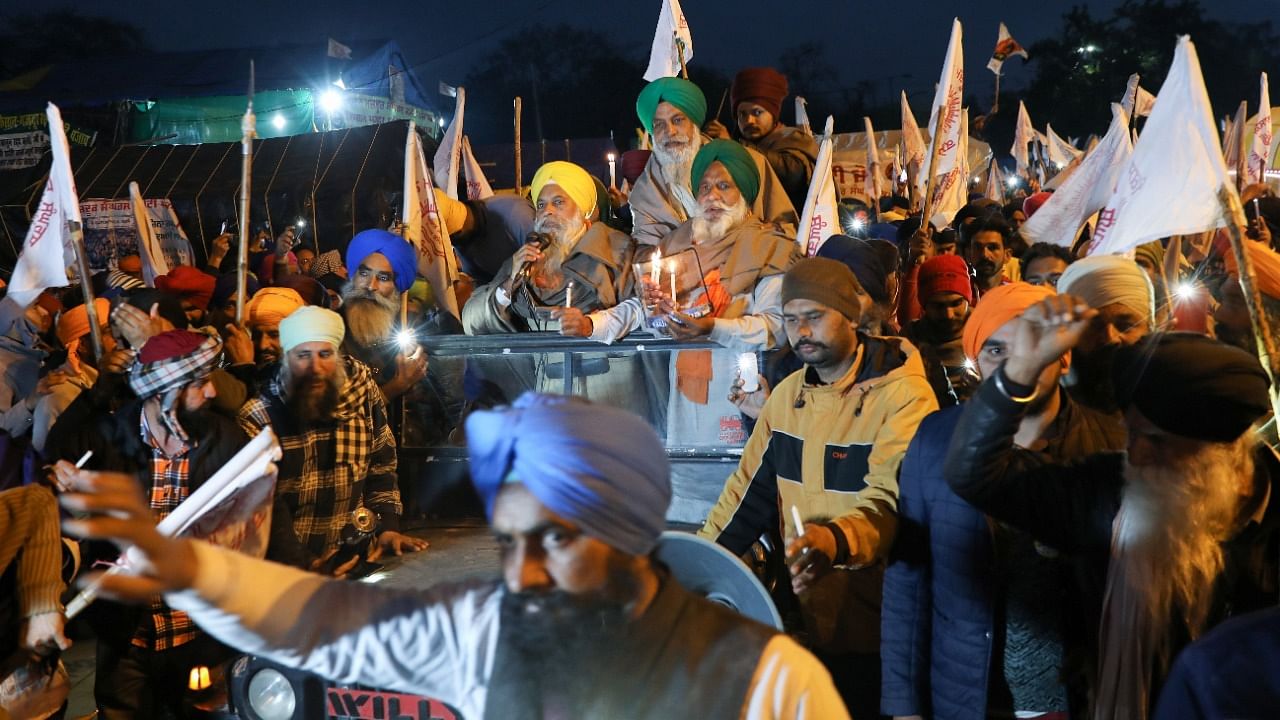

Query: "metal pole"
left=235, top=60, right=256, bottom=326
left=513, top=97, right=522, bottom=194
left=69, top=221, right=104, bottom=360
left=1220, top=186, right=1280, bottom=389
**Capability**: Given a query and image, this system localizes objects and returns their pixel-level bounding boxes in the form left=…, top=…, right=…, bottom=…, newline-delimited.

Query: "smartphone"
left=738, top=353, right=760, bottom=392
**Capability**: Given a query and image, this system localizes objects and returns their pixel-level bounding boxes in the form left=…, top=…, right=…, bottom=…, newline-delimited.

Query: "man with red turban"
left=885, top=282, right=1125, bottom=719
left=707, top=67, right=818, bottom=212
left=155, top=266, right=217, bottom=326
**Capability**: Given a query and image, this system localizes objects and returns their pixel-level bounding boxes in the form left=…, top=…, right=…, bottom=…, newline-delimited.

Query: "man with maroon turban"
left=706, top=67, right=818, bottom=211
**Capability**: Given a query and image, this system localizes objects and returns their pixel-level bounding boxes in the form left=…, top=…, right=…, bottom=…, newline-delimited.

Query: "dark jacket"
left=882, top=390, right=1124, bottom=719
left=943, top=371, right=1280, bottom=708
left=1154, top=606, right=1280, bottom=720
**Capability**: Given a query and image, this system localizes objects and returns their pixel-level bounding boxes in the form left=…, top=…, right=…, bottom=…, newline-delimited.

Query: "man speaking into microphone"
left=462, top=161, right=637, bottom=335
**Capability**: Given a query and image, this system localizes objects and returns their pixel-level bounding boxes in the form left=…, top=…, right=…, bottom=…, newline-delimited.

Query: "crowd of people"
left=2, top=64, right=1280, bottom=720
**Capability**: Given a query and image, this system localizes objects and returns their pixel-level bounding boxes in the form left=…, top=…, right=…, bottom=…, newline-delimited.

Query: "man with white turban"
left=463, top=160, right=636, bottom=336
left=61, top=393, right=850, bottom=719
left=238, top=306, right=426, bottom=574
left=1056, top=255, right=1155, bottom=413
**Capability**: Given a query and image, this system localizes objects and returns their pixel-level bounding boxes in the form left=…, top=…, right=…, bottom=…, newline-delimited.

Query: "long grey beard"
left=654, top=135, right=702, bottom=218
left=531, top=214, right=586, bottom=279
left=1093, top=434, right=1254, bottom=720
left=690, top=197, right=749, bottom=246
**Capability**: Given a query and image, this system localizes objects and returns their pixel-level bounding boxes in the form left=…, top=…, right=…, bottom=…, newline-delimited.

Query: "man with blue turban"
left=60, top=394, right=849, bottom=718
left=630, top=77, right=798, bottom=246
left=341, top=228, right=428, bottom=401
left=462, top=161, right=636, bottom=337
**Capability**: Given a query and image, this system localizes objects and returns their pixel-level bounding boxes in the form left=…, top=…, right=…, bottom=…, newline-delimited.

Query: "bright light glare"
left=1006, top=176, right=1020, bottom=187
left=962, top=358, right=977, bottom=373
left=295, top=218, right=306, bottom=228
left=1174, top=282, right=1198, bottom=302
left=396, top=329, right=416, bottom=352
left=1054, top=161, right=1065, bottom=170
left=319, top=89, right=343, bottom=113
left=272, top=114, right=286, bottom=130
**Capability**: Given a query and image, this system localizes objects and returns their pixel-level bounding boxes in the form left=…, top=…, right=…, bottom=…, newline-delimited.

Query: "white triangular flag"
left=1088, top=37, right=1240, bottom=256
left=1120, top=74, right=1157, bottom=118
left=432, top=86, right=466, bottom=199
left=1223, top=100, right=1247, bottom=171
left=900, top=90, right=927, bottom=197
left=130, top=182, right=168, bottom=286
left=795, top=96, right=812, bottom=137
left=461, top=135, right=494, bottom=200
left=9, top=103, right=78, bottom=308
left=1246, top=72, right=1272, bottom=185
left=984, top=158, right=1005, bottom=203
left=1012, top=100, right=1036, bottom=176
left=923, top=18, right=965, bottom=226
left=798, top=117, right=839, bottom=256
left=1045, top=124, right=1083, bottom=167
left=405, top=122, right=461, bottom=319
left=931, top=108, right=969, bottom=225
left=1021, top=104, right=1132, bottom=248
left=642, top=0, right=693, bottom=81
left=863, top=116, right=882, bottom=205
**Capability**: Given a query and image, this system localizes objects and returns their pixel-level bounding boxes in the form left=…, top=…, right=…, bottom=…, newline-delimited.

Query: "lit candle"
left=607, top=152, right=617, bottom=190
left=667, top=259, right=677, bottom=304
left=565, top=280, right=574, bottom=308
left=650, top=249, right=662, bottom=284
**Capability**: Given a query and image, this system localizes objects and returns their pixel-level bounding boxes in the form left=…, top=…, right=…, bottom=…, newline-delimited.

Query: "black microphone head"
left=526, top=231, right=554, bottom=250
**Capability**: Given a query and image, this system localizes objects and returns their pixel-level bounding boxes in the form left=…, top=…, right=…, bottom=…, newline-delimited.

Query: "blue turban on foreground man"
left=465, top=393, right=671, bottom=556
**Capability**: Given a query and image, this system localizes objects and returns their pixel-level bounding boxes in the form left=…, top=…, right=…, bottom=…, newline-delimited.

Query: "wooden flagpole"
left=676, top=38, right=689, bottom=80
left=513, top=97, right=523, bottom=195
left=69, top=222, right=104, bottom=360
left=1219, top=186, right=1280, bottom=418
left=235, top=61, right=256, bottom=326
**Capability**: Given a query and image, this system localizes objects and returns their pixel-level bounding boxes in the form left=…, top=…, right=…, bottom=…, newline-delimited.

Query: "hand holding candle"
left=607, top=152, right=617, bottom=190
left=666, top=259, right=677, bottom=307
left=565, top=280, right=575, bottom=309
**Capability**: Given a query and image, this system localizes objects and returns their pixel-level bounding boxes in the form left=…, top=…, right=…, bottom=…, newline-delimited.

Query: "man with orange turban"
left=1216, top=239, right=1280, bottom=356
left=33, top=299, right=115, bottom=453
left=884, top=282, right=1125, bottom=720
left=245, top=287, right=305, bottom=369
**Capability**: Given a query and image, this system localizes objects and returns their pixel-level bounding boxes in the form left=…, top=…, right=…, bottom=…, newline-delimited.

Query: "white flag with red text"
left=432, top=86, right=466, bottom=199
left=1021, top=104, right=1133, bottom=249
left=863, top=116, right=882, bottom=204
left=798, top=117, right=839, bottom=256
left=924, top=18, right=965, bottom=227
left=643, top=0, right=693, bottom=81
left=1246, top=72, right=1272, bottom=185
left=901, top=91, right=927, bottom=199
left=406, top=122, right=461, bottom=318
left=130, top=181, right=169, bottom=286
left=9, top=104, right=78, bottom=308
left=1088, top=37, right=1240, bottom=256
left=461, top=136, right=494, bottom=200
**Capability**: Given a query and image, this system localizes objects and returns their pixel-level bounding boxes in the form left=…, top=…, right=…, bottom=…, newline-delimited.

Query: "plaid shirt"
left=134, top=411, right=198, bottom=651
left=239, top=356, right=400, bottom=559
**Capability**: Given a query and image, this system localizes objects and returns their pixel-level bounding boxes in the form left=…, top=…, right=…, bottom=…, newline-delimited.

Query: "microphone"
left=514, top=232, right=554, bottom=284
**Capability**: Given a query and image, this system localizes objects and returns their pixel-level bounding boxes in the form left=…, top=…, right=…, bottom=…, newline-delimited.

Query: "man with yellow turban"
left=884, top=282, right=1125, bottom=720
left=630, top=77, right=798, bottom=246
left=462, top=160, right=636, bottom=336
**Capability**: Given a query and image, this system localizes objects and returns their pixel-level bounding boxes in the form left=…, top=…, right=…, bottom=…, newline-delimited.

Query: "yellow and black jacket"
left=700, top=334, right=938, bottom=566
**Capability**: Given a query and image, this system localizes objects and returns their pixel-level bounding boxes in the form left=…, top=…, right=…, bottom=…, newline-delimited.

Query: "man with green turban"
left=462, top=160, right=636, bottom=336
left=630, top=77, right=798, bottom=247
left=585, top=139, right=800, bottom=352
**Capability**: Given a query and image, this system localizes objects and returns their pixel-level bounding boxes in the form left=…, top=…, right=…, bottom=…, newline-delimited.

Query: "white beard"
left=1094, top=433, right=1254, bottom=719
left=653, top=134, right=702, bottom=217
left=532, top=213, right=586, bottom=278
left=691, top=196, right=750, bottom=245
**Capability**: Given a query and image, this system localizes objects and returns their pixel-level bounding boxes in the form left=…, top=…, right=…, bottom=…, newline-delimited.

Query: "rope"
left=192, top=143, right=237, bottom=256
left=142, top=144, right=178, bottom=196
left=349, top=123, right=381, bottom=237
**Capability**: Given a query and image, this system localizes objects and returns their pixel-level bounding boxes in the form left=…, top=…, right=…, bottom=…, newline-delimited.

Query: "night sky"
left=60, top=0, right=1280, bottom=111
